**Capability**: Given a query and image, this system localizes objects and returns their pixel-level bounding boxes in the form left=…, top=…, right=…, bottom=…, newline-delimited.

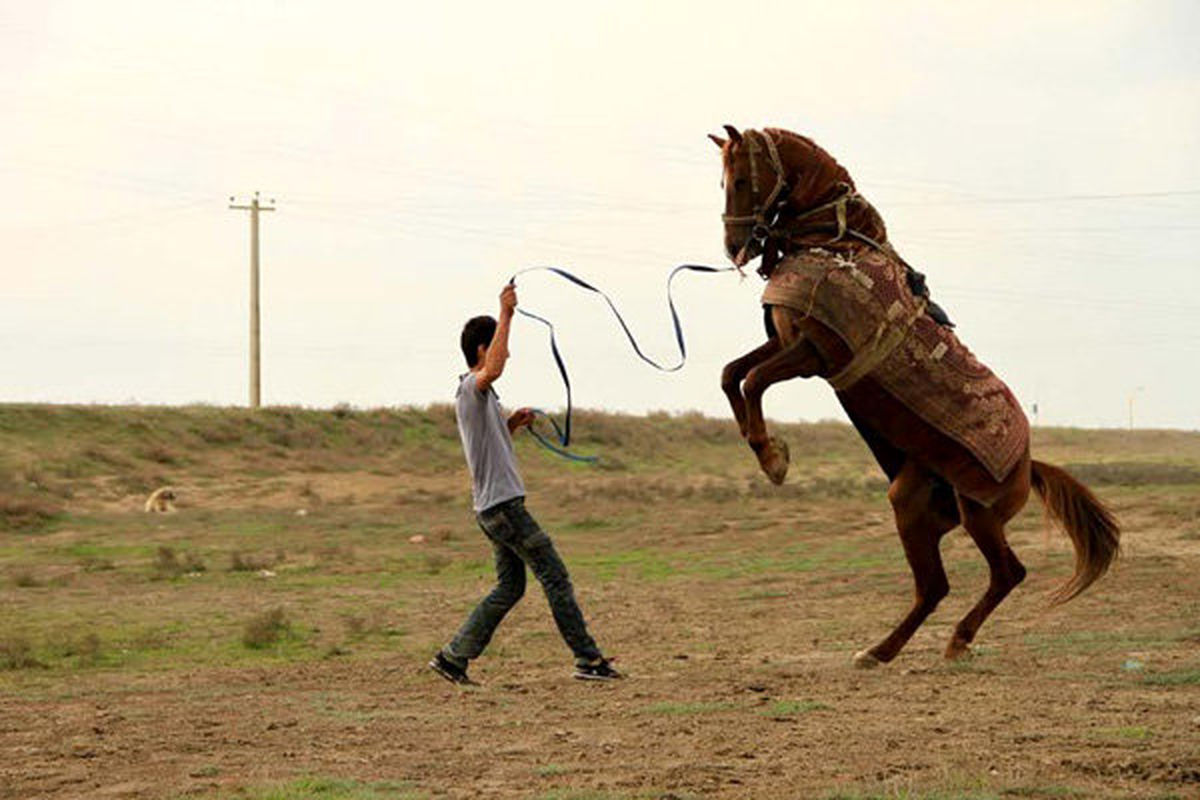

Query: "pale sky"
left=3, top=1, right=1198, bottom=429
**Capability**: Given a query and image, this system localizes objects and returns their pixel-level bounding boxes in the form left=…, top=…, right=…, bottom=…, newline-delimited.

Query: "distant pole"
left=228, top=192, right=276, bottom=408
left=1128, top=386, right=1145, bottom=431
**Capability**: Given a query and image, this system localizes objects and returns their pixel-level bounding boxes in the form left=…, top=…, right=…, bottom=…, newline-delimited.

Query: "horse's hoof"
left=853, top=649, right=881, bottom=669
left=758, top=437, right=790, bottom=485
left=944, top=639, right=974, bottom=661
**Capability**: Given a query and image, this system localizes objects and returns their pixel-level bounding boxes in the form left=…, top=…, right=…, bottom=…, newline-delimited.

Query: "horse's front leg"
left=721, top=339, right=781, bottom=437
left=742, top=339, right=824, bottom=484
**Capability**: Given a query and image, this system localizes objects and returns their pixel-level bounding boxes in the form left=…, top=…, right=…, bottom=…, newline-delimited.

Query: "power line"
left=0, top=198, right=212, bottom=236
left=885, top=188, right=1200, bottom=207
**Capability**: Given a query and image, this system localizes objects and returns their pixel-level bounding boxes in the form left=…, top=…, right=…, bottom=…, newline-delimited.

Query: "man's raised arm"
left=475, top=283, right=517, bottom=393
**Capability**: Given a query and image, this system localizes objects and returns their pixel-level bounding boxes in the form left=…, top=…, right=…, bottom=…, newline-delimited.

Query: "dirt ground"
left=1, top=408, right=1198, bottom=799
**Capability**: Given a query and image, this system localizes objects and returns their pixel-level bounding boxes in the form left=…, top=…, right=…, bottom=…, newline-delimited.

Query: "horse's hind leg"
left=856, top=459, right=960, bottom=667
left=721, top=338, right=780, bottom=437
left=945, top=480, right=1030, bottom=659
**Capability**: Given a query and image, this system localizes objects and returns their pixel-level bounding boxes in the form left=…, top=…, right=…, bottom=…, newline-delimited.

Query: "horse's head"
left=711, top=125, right=872, bottom=271
left=709, top=124, right=788, bottom=268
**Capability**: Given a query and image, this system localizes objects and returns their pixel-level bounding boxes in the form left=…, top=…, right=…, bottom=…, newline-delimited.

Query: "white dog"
left=144, top=487, right=177, bottom=513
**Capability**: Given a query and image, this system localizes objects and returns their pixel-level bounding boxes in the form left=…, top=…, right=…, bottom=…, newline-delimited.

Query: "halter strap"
left=782, top=186, right=857, bottom=242
left=720, top=129, right=788, bottom=229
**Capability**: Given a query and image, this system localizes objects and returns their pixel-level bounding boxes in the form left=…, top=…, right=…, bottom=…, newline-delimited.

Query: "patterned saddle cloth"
left=762, top=247, right=1028, bottom=484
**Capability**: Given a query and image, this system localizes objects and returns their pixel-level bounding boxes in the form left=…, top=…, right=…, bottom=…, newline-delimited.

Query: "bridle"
left=721, top=127, right=867, bottom=278
left=720, top=129, right=790, bottom=269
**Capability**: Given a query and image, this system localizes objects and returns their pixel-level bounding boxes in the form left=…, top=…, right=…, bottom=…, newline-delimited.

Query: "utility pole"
left=228, top=192, right=275, bottom=408
left=1128, top=386, right=1145, bottom=431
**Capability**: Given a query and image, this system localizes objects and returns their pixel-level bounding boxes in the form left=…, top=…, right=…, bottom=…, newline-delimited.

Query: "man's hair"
left=460, top=315, right=497, bottom=368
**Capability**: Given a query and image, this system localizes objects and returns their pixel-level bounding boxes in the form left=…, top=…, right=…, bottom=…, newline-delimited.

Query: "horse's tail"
left=1030, top=460, right=1120, bottom=604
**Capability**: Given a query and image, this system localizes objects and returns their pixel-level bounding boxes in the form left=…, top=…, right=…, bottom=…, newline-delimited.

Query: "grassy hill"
left=2, top=403, right=1198, bottom=533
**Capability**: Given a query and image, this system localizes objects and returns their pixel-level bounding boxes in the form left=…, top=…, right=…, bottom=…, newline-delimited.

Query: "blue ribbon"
left=510, top=264, right=737, bottom=462
left=526, top=409, right=598, bottom=463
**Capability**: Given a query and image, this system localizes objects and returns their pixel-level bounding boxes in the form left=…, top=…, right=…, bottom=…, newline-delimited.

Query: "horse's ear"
left=722, top=124, right=743, bottom=145
left=708, top=133, right=727, bottom=149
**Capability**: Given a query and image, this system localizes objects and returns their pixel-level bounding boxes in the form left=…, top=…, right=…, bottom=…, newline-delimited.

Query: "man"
left=429, top=282, right=621, bottom=684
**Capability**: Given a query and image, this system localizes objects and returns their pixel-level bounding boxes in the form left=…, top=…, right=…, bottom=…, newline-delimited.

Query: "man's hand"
left=507, top=407, right=535, bottom=434
left=499, top=283, right=518, bottom=318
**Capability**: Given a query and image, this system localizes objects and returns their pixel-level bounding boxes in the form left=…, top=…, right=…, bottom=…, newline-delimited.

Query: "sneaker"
left=574, top=657, right=623, bottom=681
left=429, top=652, right=476, bottom=686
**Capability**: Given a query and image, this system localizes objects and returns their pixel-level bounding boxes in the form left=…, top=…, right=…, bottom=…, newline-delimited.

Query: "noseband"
left=720, top=130, right=790, bottom=267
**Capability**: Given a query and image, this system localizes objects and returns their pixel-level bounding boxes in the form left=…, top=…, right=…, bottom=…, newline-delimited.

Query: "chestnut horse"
left=711, top=125, right=1120, bottom=667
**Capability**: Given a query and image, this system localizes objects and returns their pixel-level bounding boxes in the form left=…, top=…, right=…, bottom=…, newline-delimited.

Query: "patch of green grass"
left=0, top=626, right=120, bottom=671
left=561, top=516, right=618, bottom=531
left=1098, top=725, right=1152, bottom=741
left=574, top=548, right=676, bottom=582
left=737, top=588, right=790, bottom=600
left=822, top=771, right=1080, bottom=800
left=644, top=700, right=736, bottom=715
left=0, top=611, right=344, bottom=676
left=1001, top=787, right=1087, bottom=798
left=1062, top=460, right=1200, bottom=486
left=1141, top=668, right=1200, bottom=686
left=1022, top=630, right=1173, bottom=655
left=55, top=541, right=156, bottom=562
left=44, top=630, right=104, bottom=667
left=534, top=763, right=570, bottom=776
left=700, top=553, right=821, bottom=579
left=186, top=776, right=424, bottom=799
left=823, top=790, right=1003, bottom=800
left=693, top=538, right=898, bottom=581
left=0, top=569, right=416, bottom=669
left=764, top=699, right=829, bottom=716
left=150, top=621, right=324, bottom=669
left=827, top=790, right=1089, bottom=800
left=310, top=694, right=384, bottom=723
left=943, top=651, right=997, bottom=674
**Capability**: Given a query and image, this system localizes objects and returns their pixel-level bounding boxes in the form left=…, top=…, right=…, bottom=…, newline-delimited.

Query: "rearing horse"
left=712, top=125, right=1119, bottom=667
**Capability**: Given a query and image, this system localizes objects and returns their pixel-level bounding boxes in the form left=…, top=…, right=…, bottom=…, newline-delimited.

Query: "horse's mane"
left=720, top=127, right=825, bottom=180
left=765, top=128, right=851, bottom=180
left=764, top=127, right=818, bottom=152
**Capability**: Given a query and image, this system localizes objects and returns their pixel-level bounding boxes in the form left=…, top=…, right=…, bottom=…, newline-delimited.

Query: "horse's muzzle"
left=728, top=237, right=762, bottom=268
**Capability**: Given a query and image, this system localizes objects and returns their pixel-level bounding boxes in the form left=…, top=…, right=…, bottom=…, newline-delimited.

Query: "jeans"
left=443, top=497, right=602, bottom=667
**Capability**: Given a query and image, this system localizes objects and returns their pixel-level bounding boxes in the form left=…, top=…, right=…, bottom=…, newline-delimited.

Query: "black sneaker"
left=574, top=657, right=623, bottom=681
left=429, top=652, right=476, bottom=686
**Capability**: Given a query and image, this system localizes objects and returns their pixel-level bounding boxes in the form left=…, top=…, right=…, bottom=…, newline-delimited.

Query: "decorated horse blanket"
left=762, top=246, right=1028, bottom=485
